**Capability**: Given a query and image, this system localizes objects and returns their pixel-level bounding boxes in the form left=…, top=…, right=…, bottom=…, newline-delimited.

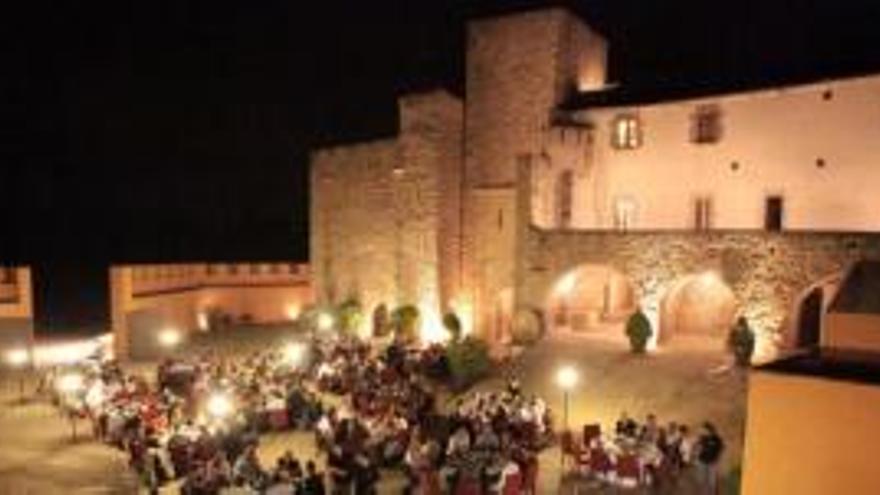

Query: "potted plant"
left=625, top=309, right=653, bottom=354
left=446, top=336, right=492, bottom=391
left=391, top=305, right=420, bottom=343
left=727, top=316, right=755, bottom=367
left=337, top=298, right=363, bottom=338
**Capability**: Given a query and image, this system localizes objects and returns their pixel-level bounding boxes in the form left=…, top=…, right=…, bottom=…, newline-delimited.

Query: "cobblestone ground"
left=0, top=327, right=746, bottom=494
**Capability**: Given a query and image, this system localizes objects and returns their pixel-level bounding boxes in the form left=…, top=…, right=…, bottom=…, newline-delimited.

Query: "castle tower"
left=461, top=7, right=607, bottom=344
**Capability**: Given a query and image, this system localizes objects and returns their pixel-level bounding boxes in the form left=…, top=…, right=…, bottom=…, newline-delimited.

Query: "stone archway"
left=546, top=265, right=636, bottom=337
left=660, top=272, right=737, bottom=345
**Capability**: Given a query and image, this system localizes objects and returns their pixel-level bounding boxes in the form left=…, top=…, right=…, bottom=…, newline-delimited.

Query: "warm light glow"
left=317, top=312, right=334, bottom=331
left=554, top=271, right=578, bottom=296
left=206, top=393, right=234, bottom=419
left=282, top=342, right=306, bottom=367
left=33, top=339, right=102, bottom=366
left=158, top=328, right=182, bottom=348
left=57, top=373, right=85, bottom=394
left=196, top=312, right=210, bottom=332
left=285, top=304, right=301, bottom=321
left=5, top=348, right=29, bottom=367
left=419, top=305, right=448, bottom=346
left=556, top=366, right=579, bottom=390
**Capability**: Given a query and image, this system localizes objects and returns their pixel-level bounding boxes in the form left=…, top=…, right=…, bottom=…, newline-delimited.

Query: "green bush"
left=446, top=337, right=492, bottom=390
left=337, top=298, right=363, bottom=337
left=391, top=305, right=420, bottom=343
left=727, top=317, right=755, bottom=367
left=625, top=309, right=653, bottom=354
left=511, top=308, right=544, bottom=345
left=442, top=312, right=463, bottom=343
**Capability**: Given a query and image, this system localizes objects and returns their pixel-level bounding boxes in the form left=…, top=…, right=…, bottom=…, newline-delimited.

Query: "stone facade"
left=310, top=91, right=462, bottom=340
left=0, top=267, right=34, bottom=355
left=310, top=6, right=880, bottom=354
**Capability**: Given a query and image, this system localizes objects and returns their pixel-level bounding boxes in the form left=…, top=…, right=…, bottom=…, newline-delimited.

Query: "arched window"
left=556, top=170, right=574, bottom=228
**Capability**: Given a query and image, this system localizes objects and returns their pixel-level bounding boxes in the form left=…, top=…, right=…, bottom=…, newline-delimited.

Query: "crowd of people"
left=562, top=410, right=725, bottom=491
left=42, top=334, right=555, bottom=494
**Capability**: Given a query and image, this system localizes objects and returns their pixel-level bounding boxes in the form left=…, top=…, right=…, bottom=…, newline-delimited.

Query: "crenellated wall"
left=111, top=262, right=311, bottom=360
left=0, top=266, right=34, bottom=354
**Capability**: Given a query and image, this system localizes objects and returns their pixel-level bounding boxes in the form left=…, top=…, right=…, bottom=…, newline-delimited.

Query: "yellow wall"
left=742, top=370, right=880, bottom=495
left=111, top=262, right=312, bottom=359
left=0, top=267, right=33, bottom=319
left=824, top=312, right=880, bottom=353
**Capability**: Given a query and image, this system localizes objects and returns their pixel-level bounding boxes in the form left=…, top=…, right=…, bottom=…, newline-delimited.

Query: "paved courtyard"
left=0, top=327, right=746, bottom=494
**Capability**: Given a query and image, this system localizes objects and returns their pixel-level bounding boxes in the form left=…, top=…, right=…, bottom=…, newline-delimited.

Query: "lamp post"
left=556, top=365, right=579, bottom=431
left=5, top=348, right=30, bottom=402
left=56, top=372, right=84, bottom=441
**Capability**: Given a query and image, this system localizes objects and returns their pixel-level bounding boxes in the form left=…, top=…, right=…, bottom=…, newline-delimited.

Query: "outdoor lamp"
left=206, top=393, right=233, bottom=419
left=158, top=328, right=182, bottom=348
left=317, top=312, right=334, bottom=332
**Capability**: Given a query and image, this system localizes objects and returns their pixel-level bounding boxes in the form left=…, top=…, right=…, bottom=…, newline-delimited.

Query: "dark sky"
left=5, top=0, right=880, bottom=330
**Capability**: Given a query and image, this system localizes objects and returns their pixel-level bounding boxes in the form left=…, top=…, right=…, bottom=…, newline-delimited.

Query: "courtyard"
left=0, top=325, right=745, bottom=494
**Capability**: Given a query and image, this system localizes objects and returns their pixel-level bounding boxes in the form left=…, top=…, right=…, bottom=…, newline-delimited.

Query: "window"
left=692, top=105, right=722, bottom=144
left=765, top=196, right=784, bottom=231
left=694, top=196, right=713, bottom=230
left=556, top=170, right=574, bottom=228
left=611, top=114, right=642, bottom=150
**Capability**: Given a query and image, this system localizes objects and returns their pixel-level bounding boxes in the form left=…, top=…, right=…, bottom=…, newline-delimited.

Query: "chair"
left=559, top=430, right=580, bottom=470
left=588, top=448, right=612, bottom=482
left=501, top=472, right=523, bottom=495
left=582, top=423, right=601, bottom=446
left=615, top=454, right=642, bottom=489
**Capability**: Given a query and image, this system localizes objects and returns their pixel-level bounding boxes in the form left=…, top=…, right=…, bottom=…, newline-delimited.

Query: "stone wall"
left=310, top=90, right=463, bottom=340
left=517, top=225, right=880, bottom=359
left=462, top=8, right=607, bottom=343
left=0, top=267, right=34, bottom=355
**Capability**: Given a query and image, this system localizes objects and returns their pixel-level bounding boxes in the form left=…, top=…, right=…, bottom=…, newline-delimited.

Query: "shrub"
left=625, top=309, right=653, bottom=354
left=511, top=308, right=544, bottom=345
left=446, top=337, right=492, bottom=390
left=391, top=305, right=420, bottom=343
left=337, top=298, right=363, bottom=337
left=727, top=316, right=755, bottom=367
left=442, top=312, right=463, bottom=343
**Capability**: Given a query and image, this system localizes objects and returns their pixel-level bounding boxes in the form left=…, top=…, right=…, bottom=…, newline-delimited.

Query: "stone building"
left=310, top=6, right=880, bottom=359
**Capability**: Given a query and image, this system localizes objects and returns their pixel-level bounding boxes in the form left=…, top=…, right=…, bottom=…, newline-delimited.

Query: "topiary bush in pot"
left=446, top=336, right=492, bottom=391
left=727, top=316, right=756, bottom=367
left=390, top=305, right=420, bottom=343
left=625, top=309, right=653, bottom=354
left=442, top=311, right=463, bottom=343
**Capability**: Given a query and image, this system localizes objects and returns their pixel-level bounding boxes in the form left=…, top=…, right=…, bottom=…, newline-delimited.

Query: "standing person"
left=302, top=460, right=327, bottom=495
left=696, top=422, right=724, bottom=494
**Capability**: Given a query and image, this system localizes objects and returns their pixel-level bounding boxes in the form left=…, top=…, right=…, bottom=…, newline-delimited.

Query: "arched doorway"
left=797, top=288, right=823, bottom=348
left=547, top=265, right=635, bottom=336
left=660, top=272, right=737, bottom=344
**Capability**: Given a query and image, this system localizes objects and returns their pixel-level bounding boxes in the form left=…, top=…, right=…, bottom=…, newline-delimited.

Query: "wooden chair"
left=615, top=454, right=642, bottom=489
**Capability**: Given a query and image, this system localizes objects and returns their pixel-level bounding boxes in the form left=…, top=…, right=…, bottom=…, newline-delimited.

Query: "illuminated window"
left=556, top=170, right=574, bottom=228
left=694, top=196, right=713, bottom=230
left=611, top=114, right=641, bottom=150
left=692, top=105, right=722, bottom=144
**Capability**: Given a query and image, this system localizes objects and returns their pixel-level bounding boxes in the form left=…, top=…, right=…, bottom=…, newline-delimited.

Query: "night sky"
left=5, top=0, right=880, bottom=331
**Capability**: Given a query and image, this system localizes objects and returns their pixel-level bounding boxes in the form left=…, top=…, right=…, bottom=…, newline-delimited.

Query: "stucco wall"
left=551, top=75, right=880, bottom=231
left=0, top=267, right=34, bottom=353
left=824, top=312, right=880, bottom=352
left=742, top=371, right=880, bottom=495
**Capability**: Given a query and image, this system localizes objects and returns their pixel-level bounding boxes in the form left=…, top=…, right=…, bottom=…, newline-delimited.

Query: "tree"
left=337, top=298, right=363, bottom=337
left=727, top=316, right=755, bottom=367
left=442, top=311, right=463, bottom=343
left=625, top=309, right=653, bottom=354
